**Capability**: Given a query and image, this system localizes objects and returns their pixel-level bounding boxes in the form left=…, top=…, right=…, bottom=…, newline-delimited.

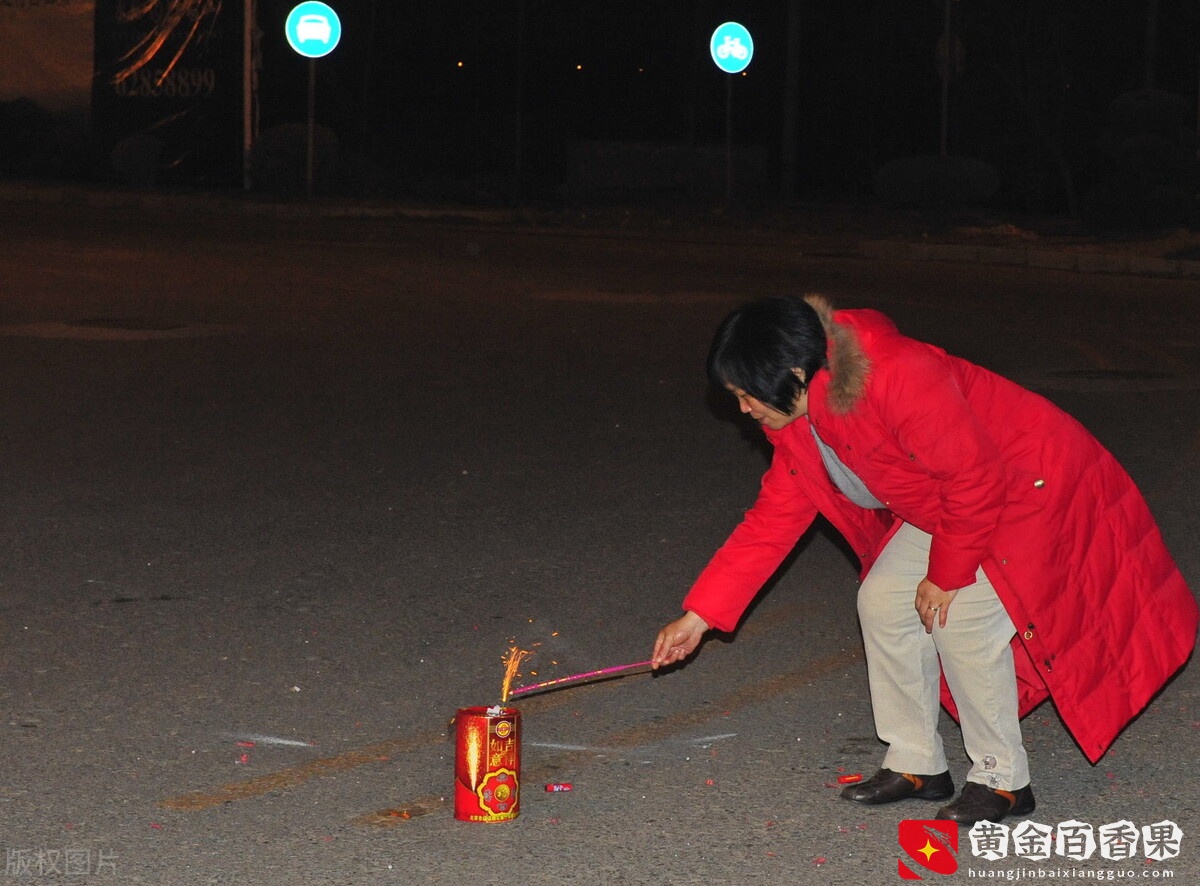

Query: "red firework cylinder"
left=454, top=706, right=521, bottom=822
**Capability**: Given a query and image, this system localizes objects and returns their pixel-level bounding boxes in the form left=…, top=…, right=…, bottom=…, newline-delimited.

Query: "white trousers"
left=857, top=522, right=1030, bottom=790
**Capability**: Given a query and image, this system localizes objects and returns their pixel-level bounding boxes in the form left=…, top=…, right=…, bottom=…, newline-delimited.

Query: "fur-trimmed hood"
left=803, top=294, right=870, bottom=415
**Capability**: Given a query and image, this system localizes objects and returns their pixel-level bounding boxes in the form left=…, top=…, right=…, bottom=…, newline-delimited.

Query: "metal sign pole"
left=243, top=0, right=254, bottom=189
left=306, top=58, right=316, bottom=198
left=725, top=75, right=733, bottom=204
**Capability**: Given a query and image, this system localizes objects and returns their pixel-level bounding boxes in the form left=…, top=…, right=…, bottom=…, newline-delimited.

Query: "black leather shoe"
left=841, top=768, right=955, bottom=805
left=936, top=781, right=1036, bottom=825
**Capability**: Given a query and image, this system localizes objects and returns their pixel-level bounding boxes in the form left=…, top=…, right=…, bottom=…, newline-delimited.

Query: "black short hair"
left=706, top=296, right=828, bottom=415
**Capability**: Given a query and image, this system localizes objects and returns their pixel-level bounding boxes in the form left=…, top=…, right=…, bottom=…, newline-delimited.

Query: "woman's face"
left=726, top=380, right=809, bottom=430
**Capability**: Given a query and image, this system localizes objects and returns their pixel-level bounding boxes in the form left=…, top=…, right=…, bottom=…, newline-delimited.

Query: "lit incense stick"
left=508, top=659, right=654, bottom=699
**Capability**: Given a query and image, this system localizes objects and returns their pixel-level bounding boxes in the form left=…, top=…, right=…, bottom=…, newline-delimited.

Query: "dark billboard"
left=91, top=0, right=246, bottom=186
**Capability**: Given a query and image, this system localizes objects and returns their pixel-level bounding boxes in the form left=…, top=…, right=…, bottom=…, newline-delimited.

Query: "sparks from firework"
left=500, top=645, right=534, bottom=703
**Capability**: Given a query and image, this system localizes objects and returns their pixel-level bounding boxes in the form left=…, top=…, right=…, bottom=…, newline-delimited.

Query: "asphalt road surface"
left=1, top=200, right=1197, bottom=885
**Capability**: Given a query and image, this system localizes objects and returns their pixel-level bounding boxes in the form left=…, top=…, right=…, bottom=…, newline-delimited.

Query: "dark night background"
left=6, top=0, right=1200, bottom=226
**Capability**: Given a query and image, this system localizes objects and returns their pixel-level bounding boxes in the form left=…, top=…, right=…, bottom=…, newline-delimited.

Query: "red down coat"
left=683, top=296, right=1197, bottom=763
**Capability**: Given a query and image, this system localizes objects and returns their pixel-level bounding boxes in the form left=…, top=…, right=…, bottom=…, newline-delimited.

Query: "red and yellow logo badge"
left=898, top=820, right=958, bottom=879
left=477, top=769, right=518, bottom=817
left=494, top=719, right=513, bottom=739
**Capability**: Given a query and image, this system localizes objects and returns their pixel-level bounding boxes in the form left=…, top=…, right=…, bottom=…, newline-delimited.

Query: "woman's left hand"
left=915, top=577, right=958, bottom=634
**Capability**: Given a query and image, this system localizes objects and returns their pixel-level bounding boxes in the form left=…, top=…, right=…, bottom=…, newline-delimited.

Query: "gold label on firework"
left=454, top=706, right=521, bottom=822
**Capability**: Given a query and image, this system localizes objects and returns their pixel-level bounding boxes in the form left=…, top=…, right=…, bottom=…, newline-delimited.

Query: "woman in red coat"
left=651, top=294, right=1197, bottom=826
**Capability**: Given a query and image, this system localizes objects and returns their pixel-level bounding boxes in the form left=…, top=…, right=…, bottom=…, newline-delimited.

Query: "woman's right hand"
left=651, top=611, right=710, bottom=669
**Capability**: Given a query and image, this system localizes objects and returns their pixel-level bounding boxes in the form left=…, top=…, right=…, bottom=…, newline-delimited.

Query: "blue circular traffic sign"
left=286, top=2, right=342, bottom=58
left=710, top=22, right=753, bottom=74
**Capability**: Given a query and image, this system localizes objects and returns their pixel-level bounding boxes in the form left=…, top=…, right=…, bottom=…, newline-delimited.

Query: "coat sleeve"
left=871, top=347, right=1007, bottom=591
left=681, top=454, right=819, bottom=632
